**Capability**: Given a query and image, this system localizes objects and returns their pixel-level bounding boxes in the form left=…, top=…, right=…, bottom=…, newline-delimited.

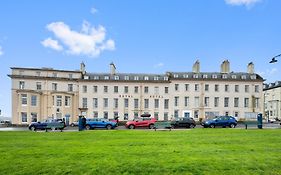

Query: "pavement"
left=0, top=123, right=280, bottom=131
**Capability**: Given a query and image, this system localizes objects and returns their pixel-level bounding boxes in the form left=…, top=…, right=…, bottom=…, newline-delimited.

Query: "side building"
left=263, top=81, right=281, bottom=121
left=8, top=60, right=264, bottom=125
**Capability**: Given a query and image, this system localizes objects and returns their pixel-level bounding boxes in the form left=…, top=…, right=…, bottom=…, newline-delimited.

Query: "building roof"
left=263, top=81, right=281, bottom=90
left=10, top=67, right=82, bottom=73
left=9, top=66, right=264, bottom=82
left=84, top=72, right=263, bottom=82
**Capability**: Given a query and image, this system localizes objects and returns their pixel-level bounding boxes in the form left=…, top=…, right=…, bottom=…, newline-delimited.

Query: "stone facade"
left=8, top=60, right=264, bottom=125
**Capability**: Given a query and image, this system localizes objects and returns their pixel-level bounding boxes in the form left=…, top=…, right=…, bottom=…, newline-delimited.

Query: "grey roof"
left=84, top=71, right=263, bottom=82
left=85, top=73, right=169, bottom=81
left=263, top=81, right=281, bottom=90
left=169, top=72, right=263, bottom=81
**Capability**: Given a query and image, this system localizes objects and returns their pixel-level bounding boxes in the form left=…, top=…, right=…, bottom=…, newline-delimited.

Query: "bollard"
left=257, top=113, right=263, bottom=129
left=78, top=116, right=83, bottom=131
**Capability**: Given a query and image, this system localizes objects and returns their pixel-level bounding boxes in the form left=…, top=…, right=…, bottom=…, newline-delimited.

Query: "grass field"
left=0, top=129, right=281, bottom=175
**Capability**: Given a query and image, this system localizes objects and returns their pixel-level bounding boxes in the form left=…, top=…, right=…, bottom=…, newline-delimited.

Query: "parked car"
left=125, top=115, right=157, bottom=129
left=201, top=116, right=237, bottom=128
left=70, top=121, right=78, bottom=127
left=28, top=119, right=65, bottom=131
left=85, top=118, right=117, bottom=130
left=170, top=117, right=196, bottom=128
left=0, top=120, right=12, bottom=126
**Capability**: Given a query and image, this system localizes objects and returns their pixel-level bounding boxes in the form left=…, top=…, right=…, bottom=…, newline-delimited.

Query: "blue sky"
left=0, top=0, right=280, bottom=117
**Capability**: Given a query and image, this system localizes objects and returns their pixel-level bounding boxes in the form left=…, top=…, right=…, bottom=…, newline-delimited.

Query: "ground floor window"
left=93, top=111, right=98, bottom=118
left=124, top=113, right=128, bottom=120
left=174, top=110, right=179, bottom=118
left=31, top=112, right=37, bottom=122
left=134, top=112, right=138, bottom=119
left=234, top=112, right=239, bottom=118
left=114, top=112, right=118, bottom=118
left=194, top=110, right=199, bottom=119
left=154, top=112, right=159, bottom=120
left=104, top=112, right=108, bottom=119
left=164, top=112, right=169, bottom=121
left=21, top=112, right=27, bottom=122
left=205, top=112, right=219, bottom=119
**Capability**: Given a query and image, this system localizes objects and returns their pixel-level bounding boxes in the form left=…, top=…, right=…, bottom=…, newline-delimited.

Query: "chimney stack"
left=80, top=62, right=86, bottom=75
left=192, top=60, right=200, bottom=73
left=110, top=62, right=116, bottom=75
left=221, top=60, right=230, bottom=73
left=247, top=62, right=254, bottom=74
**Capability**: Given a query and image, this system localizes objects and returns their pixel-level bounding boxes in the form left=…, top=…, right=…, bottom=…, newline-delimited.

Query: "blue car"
left=85, top=118, right=117, bottom=130
left=201, top=116, right=237, bottom=128
left=28, top=119, right=65, bottom=131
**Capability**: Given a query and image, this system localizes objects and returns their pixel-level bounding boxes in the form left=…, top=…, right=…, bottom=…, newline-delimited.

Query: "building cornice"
left=10, top=67, right=82, bottom=73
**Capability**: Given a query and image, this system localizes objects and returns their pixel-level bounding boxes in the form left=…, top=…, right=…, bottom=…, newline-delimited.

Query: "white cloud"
left=154, top=62, right=164, bottom=68
left=257, top=68, right=278, bottom=82
left=41, top=38, right=63, bottom=51
left=225, top=0, right=261, bottom=7
left=42, top=21, right=115, bottom=57
left=91, top=7, right=98, bottom=14
left=0, top=46, right=3, bottom=56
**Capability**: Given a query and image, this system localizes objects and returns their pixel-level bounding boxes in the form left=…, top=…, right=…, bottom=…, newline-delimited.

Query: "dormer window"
left=124, top=76, right=129, bottom=80
left=104, top=76, right=109, bottom=80
left=203, top=74, right=208, bottom=79
left=69, top=74, right=73, bottom=79
left=231, top=75, right=237, bottom=79
left=183, top=74, right=189, bottom=78
left=114, top=76, right=119, bottom=80
left=53, top=73, right=57, bottom=77
left=144, top=76, right=149, bottom=80
left=154, top=77, right=159, bottom=81
left=134, top=76, right=139, bottom=80
left=250, top=75, right=256, bottom=80
left=193, top=74, right=199, bottom=78
left=164, top=76, right=169, bottom=81
left=212, top=74, right=217, bottom=79
left=241, top=75, right=247, bottom=80
left=94, top=76, right=99, bottom=80
left=222, top=74, right=227, bottom=79
left=174, top=74, right=178, bottom=78
left=36, top=71, right=41, bottom=76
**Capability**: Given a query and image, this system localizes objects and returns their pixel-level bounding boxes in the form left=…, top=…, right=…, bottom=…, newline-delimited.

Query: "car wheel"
left=85, top=125, right=91, bottom=130
left=106, top=125, right=112, bottom=130
left=70, top=123, right=74, bottom=127
left=190, top=124, right=196, bottom=128
left=51, top=127, right=56, bottom=131
left=210, top=124, right=215, bottom=128
left=149, top=124, right=154, bottom=129
left=30, top=126, right=36, bottom=131
left=230, top=123, right=236, bottom=128
left=128, top=124, right=135, bottom=129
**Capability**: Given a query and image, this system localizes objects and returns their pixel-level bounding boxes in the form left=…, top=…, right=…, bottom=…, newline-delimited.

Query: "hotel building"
left=8, top=60, right=264, bottom=125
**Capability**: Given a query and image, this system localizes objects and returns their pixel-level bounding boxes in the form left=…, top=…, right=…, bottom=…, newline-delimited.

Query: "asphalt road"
left=0, top=123, right=280, bottom=131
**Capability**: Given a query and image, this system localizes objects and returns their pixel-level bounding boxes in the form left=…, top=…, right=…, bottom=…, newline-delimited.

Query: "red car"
left=125, top=115, right=157, bottom=129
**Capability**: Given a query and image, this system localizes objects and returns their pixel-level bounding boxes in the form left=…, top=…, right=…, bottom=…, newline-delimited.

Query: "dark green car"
left=171, top=117, right=196, bottom=128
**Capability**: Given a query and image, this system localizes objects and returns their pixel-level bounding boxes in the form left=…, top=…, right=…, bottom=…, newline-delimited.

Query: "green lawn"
left=0, top=129, right=281, bottom=175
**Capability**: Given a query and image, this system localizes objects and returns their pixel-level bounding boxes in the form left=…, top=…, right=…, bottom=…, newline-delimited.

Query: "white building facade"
left=263, top=82, right=281, bottom=121
left=9, top=60, right=264, bottom=125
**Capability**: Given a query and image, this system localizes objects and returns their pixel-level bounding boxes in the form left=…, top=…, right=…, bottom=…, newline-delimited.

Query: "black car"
left=171, top=117, right=196, bottom=128
left=28, top=119, right=65, bottom=131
